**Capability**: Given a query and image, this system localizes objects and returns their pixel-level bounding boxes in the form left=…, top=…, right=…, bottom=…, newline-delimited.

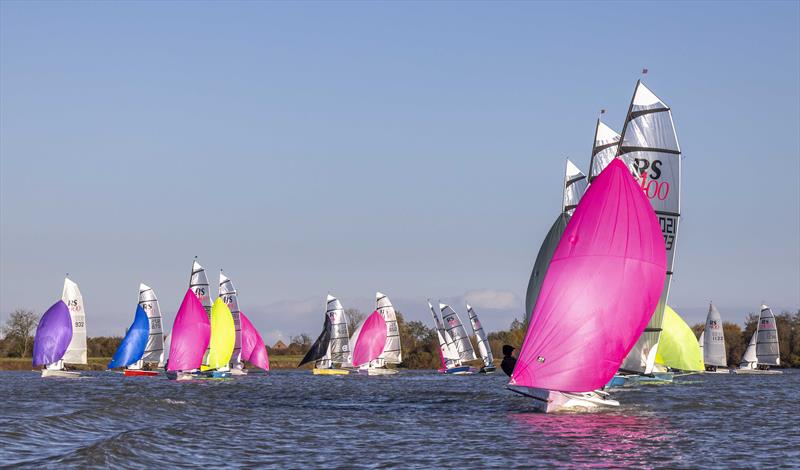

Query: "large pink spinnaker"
left=240, top=311, right=270, bottom=371
left=511, top=159, right=666, bottom=393
left=167, top=289, right=211, bottom=372
left=351, top=310, right=387, bottom=367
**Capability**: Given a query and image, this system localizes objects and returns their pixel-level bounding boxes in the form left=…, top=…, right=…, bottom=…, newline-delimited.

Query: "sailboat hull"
left=230, top=368, right=248, bottom=376
left=313, top=368, right=350, bottom=375
left=507, top=385, right=619, bottom=413
left=479, top=365, right=496, bottom=374
left=443, top=366, right=475, bottom=375
left=358, top=368, right=398, bottom=376
left=123, top=369, right=160, bottom=377
left=40, top=369, right=81, bottom=378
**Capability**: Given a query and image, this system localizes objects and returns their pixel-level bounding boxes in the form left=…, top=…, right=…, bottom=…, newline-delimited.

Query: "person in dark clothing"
left=501, top=344, right=517, bottom=377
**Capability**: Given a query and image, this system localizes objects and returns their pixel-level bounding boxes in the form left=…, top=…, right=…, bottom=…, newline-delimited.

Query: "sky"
left=1, top=1, right=798, bottom=344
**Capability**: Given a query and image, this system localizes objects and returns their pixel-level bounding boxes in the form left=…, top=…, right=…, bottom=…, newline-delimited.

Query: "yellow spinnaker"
left=201, top=298, right=235, bottom=371
left=655, top=305, right=704, bottom=372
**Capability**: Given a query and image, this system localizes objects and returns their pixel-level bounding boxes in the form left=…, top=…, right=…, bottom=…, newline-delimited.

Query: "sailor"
left=501, top=344, right=517, bottom=377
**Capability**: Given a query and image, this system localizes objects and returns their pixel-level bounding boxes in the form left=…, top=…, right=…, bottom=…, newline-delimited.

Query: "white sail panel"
left=466, top=304, right=494, bottom=368
left=219, top=272, right=242, bottom=367
left=138, top=283, right=164, bottom=364
left=190, top=260, right=213, bottom=367
left=562, top=160, right=588, bottom=215
left=327, top=295, right=351, bottom=364
left=703, top=303, right=727, bottom=367
left=618, top=81, right=682, bottom=375
left=61, top=277, right=87, bottom=365
left=588, top=120, right=627, bottom=181
left=739, top=334, right=757, bottom=369
left=439, top=303, right=477, bottom=362
left=756, top=305, right=780, bottom=366
left=376, top=292, right=402, bottom=364
left=428, top=301, right=459, bottom=366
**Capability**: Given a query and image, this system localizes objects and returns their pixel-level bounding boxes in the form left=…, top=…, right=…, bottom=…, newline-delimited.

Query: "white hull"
left=41, top=369, right=81, bottom=378
left=731, top=368, right=783, bottom=375
left=230, top=368, right=248, bottom=376
left=359, top=368, right=398, bottom=376
left=704, top=369, right=732, bottom=374
left=508, top=385, right=619, bottom=413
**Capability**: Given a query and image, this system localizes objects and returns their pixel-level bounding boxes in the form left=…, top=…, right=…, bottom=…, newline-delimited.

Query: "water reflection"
left=509, top=411, right=675, bottom=467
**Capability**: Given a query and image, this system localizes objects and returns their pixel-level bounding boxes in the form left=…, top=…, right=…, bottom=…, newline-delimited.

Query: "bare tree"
left=345, top=308, right=364, bottom=334
left=2, top=308, right=38, bottom=358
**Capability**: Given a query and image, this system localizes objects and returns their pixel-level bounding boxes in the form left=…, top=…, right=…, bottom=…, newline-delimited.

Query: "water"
left=0, top=370, right=798, bottom=468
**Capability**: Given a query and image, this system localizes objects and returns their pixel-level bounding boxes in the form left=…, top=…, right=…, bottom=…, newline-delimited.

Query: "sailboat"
left=703, top=302, right=729, bottom=373
left=428, top=300, right=464, bottom=374
left=219, top=271, right=245, bottom=375
left=613, top=80, right=683, bottom=383
left=114, top=284, right=165, bottom=376
left=735, top=305, right=782, bottom=375
left=35, top=277, right=89, bottom=378
left=166, top=289, right=211, bottom=380
left=239, top=312, right=270, bottom=372
left=32, top=300, right=75, bottom=378
left=466, top=304, right=495, bottom=373
left=190, top=259, right=213, bottom=366
left=653, top=306, right=704, bottom=375
left=352, top=291, right=401, bottom=375
left=524, top=160, right=588, bottom=325
left=200, top=298, right=236, bottom=378
left=349, top=310, right=388, bottom=375
left=508, top=159, right=667, bottom=412
left=439, top=303, right=477, bottom=374
left=299, top=295, right=351, bottom=375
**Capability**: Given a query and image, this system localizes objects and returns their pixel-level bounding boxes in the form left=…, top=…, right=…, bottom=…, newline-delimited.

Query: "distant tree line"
left=3, top=306, right=799, bottom=368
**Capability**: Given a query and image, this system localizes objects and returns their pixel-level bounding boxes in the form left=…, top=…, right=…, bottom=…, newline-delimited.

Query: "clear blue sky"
left=1, top=1, right=798, bottom=343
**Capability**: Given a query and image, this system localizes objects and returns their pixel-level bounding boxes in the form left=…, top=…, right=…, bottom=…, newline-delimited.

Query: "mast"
left=219, top=271, right=242, bottom=368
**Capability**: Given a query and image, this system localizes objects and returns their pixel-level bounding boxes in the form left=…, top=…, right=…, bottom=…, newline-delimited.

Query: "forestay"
left=138, top=284, right=164, bottom=364
left=466, top=304, right=494, bottom=368
left=61, top=277, right=88, bottom=365
left=617, top=81, right=682, bottom=375
left=439, top=303, right=477, bottom=362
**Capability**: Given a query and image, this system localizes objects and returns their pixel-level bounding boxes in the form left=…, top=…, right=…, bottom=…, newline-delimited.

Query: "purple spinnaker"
left=352, top=310, right=387, bottom=367
left=510, top=159, right=666, bottom=392
left=167, top=289, right=211, bottom=372
left=240, top=311, right=269, bottom=371
left=33, top=301, right=73, bottom=366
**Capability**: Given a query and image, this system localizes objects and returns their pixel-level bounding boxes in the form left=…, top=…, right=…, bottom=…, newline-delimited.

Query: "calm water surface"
left=0, top=369, right=798, bottom=468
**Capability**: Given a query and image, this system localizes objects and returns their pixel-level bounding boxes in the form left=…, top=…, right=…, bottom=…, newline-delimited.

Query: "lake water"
left=0, top=369, right=798, bottom=468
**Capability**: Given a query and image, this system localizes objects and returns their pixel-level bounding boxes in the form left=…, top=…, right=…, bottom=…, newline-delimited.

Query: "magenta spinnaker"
left=511, top=158, right=667, bottom=393
left=32, top=300, right=73, bottom=366
left=352, top=310, right=387, bottom=367
left=240, top=311, right=270, bottom=371
left=167, top=289, right=211, bottom=372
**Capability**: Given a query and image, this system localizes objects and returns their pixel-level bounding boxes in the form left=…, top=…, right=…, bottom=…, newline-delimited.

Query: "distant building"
left=272, top=340, right=288, bottom=351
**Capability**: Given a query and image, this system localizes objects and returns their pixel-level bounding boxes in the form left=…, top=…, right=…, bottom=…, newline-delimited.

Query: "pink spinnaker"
left=240, top=311, right=270, bottom=371
left=351, top=310, right=387, bottom=367
left=167, top=289, right=211, bottom=372
left=510, top=159, right=666, bottom=392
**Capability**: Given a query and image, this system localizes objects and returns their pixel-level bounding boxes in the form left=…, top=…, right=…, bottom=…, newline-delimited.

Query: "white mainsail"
left=756, top=305, right=780, bottom=366
left=466, top=304, right=494, bottom=368
left=376, top=292, right=402, bottom=364
left=703, top=303, right=727, bottom=368
left=439, top=303, right=477, bottom=362
left=587, top=119, right=630, bottom=181
left=61, top=277, right=87, bottom=365
left=617, top=81, right=682, bottom=375
left=138, top=283, right=164, bottom=364
left=739, top=334, right=758, bottom=369
left=428, top=300, right=460, bottom=367
left=327, top=295, right=351, bottom=364
left=190, top=259, right=213, bottom=367
left=219, top=271, right=242, bottom=368
left=562, top=159, right=588, bottom=215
